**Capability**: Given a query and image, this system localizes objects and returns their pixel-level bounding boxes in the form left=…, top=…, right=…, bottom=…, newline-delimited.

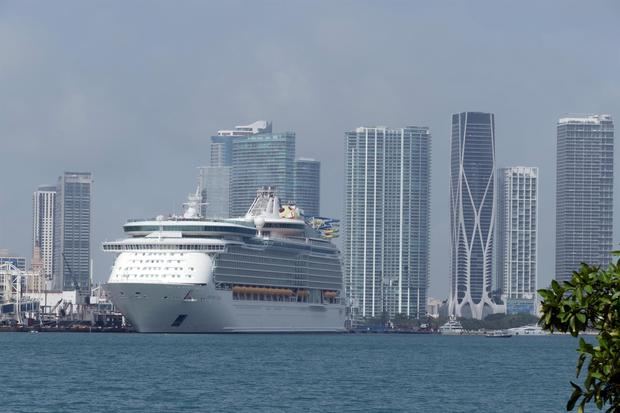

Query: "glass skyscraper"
left=556, top=115, right=614, bottom=282
left=198, top=166, right=230, bottom=218
left=294, top=158, right=320, bottom=217
left=449, top=112, right=498, bottom=319
left=344, top=126, right=431, bottom=320
left=53, top=172, right=92, bottom=293
left=33, top=185, right=56, bottom=282
left=202, top=121, right=319, bottom=219
left=201, top=121, right=272, bottom=218
left=496, top=167, right=538, bottom=315
left=210, top=120, right=272, bottom=167
left=229, top=132, right=296, bottom=217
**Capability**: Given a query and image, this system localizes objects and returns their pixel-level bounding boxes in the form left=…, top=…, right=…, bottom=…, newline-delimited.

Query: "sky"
left=0, top=1, right=619, bottom=299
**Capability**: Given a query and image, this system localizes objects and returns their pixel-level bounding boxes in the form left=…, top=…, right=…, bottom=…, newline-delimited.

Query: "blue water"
left=1, top=333, right=581, bottom=412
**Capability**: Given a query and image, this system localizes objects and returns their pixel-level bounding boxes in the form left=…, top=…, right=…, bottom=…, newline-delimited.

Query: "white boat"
left=439, top=316, right=465, bottom=335
left=485, top=330, right=512, bottom=338
left=508, top=325, right=549, bottom=336
left=103, top=188, right=345, bottom=333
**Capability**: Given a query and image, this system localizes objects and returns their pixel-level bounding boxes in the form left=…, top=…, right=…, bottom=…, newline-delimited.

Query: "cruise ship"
left=103, top=188, right=345, bottom=333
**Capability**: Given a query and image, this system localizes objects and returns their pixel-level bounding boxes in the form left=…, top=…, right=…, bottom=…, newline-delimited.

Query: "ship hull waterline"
left=105, top=282, right=346, bottom=333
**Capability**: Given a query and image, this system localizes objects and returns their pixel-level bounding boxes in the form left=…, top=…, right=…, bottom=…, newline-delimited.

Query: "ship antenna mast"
left=183, top=186, right=207, bottom=219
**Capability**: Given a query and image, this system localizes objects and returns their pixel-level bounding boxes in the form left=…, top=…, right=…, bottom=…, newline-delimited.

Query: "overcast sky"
left=0, top=1, right=619, bottom=298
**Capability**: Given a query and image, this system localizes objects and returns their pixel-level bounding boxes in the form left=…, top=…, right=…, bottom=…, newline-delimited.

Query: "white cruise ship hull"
left=106, top=282, right=346, bottom=333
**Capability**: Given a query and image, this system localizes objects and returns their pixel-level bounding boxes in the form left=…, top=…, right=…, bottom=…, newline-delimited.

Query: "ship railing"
left=102, top=243, right=226, bottom=252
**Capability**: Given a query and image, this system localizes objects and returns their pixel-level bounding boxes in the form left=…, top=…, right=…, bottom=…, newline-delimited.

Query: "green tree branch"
left=538, top=260, right=620, bottom=412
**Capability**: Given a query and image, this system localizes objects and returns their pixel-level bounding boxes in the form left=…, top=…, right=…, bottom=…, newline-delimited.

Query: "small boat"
left=485, top=330, right=512, bottom=338
left=508, top=325, right=549, bottom=336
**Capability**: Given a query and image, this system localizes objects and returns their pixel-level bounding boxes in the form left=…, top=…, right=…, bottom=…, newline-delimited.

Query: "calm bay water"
left=1, top=333, right=580, bottom=412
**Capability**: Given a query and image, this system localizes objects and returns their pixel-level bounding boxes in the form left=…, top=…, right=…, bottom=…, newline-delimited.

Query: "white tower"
left=32, top=185, right=56, bottom=282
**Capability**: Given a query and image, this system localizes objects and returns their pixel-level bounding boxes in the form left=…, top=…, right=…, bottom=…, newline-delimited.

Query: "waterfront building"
left=53, top=172, right=92, bottom=294
left=294, top=158, right=320, bottom=217
left=32, top=185, right=56, bottom=281
left=426, top=297, right=445, bottom=319
left=449, top=112, right=499, bottom=319
left=496, top=166, right=538, bottom=315
left=0, top=250, right=26, bottom=271
left=344, top=126, right=431, bottom=320
left=556, top=114, right=614, bottom=282
left=201, top=121, right=272, bottom=218
left=0, top=261, right=43, bottom=305
left=229, top=131, right=296, bottom=217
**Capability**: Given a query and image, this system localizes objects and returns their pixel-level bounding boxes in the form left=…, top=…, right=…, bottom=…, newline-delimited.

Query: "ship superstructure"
left=103, top=188, right=345, bottom=333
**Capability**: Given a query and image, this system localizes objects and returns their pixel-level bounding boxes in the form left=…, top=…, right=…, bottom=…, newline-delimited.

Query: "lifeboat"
left=246, top=287, right=260, bottom=295
left=296, top=290, right=309, bottom=297
left=323, top=291, right=337, bottom=299
left=233, top=285, right=295, bottom=297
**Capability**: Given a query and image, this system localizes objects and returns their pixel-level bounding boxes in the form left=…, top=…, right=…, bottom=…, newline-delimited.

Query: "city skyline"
left=4, top=111, right=617, bottom=302
left=1, top=2, right=619, bottom=300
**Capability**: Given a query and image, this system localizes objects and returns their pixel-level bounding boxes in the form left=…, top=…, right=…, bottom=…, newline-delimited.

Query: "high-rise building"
left=294, top=158, right=320, bottom=217
left=210, top=120, right=272, bottom=167
left=53, top=172, right=92, bottom=293
left=201, top=121, right=272, bottom=218
left=556, top=114, right=614, bottom=282
left=203, top=121, right=318, bottom=219
left=344, top=126, right=431, bottom=319
left=229, top=132, right=296, bottom=217
left=449, top=112, right=498, bottom=319
left=32, top=185, right=56, bottom=281
left=198, top=166, right=230, bottom=218
left=496, top=167, right=538, bottom=314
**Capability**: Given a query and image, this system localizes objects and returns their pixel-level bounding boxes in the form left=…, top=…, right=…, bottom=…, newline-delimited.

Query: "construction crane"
left=50, top=298, right=63, bottom=315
